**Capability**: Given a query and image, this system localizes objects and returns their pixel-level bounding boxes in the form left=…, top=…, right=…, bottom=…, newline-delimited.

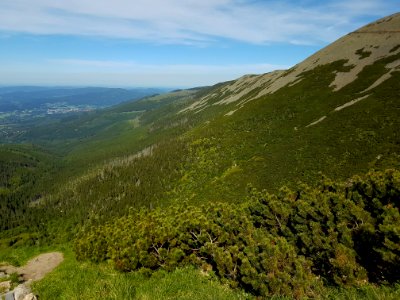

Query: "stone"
left=5, top=291, right=15, bottom=300
left=23, top=293, right=37, bottom=300
left=13, top=284, right=31, bottom=300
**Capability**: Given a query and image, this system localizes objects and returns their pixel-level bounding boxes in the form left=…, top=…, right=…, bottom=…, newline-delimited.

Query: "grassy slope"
left=28, top=253, right=400, bottom=300
left=0, top=245, right=250, bottom=300
left=167, top=56, right=400, bottom=205
left=1, top=246, right=399, bottom=299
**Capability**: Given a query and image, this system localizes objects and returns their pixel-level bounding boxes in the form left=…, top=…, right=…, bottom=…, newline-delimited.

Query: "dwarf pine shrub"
left=74, top=169, right=400, bottom=297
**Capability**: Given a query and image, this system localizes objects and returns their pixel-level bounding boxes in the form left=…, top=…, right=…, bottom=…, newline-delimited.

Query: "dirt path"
left=0, top=252, right=64, bottom=281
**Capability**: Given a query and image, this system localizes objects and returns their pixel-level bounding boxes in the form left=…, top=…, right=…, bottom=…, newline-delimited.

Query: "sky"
left=0, top=0, right=398, bottom=88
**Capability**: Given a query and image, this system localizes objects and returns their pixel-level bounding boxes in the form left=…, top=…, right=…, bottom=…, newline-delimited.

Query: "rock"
left=0, top=271, right=7, bottom=278
left=0, top=280, right=11, bottom=292
left=13, top=284, right=31, bottom=300
left=23, top=293, right=37, bottom=300
left=5, top=291, right=15, bottom=300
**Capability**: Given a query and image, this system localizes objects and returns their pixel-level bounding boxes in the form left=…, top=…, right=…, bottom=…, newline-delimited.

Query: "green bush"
left=246, top=182, right=370, bottom=286
left=74, top=169, right=400, bottom=297
left=75, top=202, right=319, bottom=298
left=346, top=169, right=400, bottom=283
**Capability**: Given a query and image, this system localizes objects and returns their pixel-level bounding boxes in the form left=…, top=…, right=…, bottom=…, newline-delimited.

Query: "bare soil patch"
left=0, top=252, right=64, bottom=282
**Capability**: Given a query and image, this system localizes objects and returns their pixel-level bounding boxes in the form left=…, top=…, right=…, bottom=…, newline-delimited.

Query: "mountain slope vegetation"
left=1, top=13, right=399, bottom=299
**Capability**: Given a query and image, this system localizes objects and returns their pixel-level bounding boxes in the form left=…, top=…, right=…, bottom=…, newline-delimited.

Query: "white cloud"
left=0, top=0, right=397, bottom=45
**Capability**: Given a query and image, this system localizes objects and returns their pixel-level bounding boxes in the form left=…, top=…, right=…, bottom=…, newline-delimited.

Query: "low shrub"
left=74, top=169, right=400, bottom=297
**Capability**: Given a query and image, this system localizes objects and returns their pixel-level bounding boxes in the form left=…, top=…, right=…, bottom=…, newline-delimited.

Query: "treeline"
left=75, top=169, right=400, bottom=299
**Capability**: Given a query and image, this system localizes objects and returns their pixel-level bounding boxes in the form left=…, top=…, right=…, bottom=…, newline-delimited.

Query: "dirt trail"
left=0, top=252, right=64, bottom=281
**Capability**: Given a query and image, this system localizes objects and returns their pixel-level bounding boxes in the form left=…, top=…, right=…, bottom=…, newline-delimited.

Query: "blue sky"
left=0, top=0, right=398, bottom=88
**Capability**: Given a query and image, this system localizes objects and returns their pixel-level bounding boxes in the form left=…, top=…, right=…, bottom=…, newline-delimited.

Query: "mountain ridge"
left=179, top=13, right=400, bottom=115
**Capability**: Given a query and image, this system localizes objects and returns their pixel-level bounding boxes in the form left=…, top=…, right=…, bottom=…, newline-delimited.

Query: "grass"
left=2, top=245, right=399, bottom=300
left=32, top=248, right=251, bottom=300
left=324, top=284, right=400, bottom=300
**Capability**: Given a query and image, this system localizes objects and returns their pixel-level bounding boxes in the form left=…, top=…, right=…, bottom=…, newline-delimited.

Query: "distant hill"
left=0, top=86, right=169, bottom=112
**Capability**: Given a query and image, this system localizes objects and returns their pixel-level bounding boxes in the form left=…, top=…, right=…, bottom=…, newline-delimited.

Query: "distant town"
left=45, top=102, right=96, bottom=115
left=0, top=102, right=97, bottom=122
left=0, top=102, right=97, bottom=140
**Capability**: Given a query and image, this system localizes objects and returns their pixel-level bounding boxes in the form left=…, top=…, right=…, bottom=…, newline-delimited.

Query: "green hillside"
left=1, top=13, right=399, bottom=299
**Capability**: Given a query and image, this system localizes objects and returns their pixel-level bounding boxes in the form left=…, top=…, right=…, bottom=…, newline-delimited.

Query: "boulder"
left=13, top=284, right=31, bottom=300
left=5, top=291, right=15, bottom=300
left=23, top=293, right=37, bottom=300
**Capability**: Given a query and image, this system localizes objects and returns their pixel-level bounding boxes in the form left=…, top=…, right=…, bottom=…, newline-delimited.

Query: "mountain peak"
left=180, top=13, right=400, bottom=114
left=355, top=12, right=400, bottom=33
